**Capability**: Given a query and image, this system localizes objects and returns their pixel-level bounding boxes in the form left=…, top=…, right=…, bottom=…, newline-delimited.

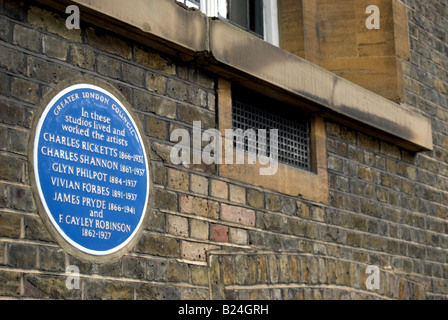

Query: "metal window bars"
left=232, top=87, right=311, bottom=171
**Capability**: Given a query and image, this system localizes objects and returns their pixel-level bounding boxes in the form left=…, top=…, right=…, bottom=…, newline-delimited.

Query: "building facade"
left=0, top=0, right=447, bottom=299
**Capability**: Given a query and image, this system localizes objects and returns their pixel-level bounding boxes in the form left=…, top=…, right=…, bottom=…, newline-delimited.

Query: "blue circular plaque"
left=34, top=84, right=149, bottom=256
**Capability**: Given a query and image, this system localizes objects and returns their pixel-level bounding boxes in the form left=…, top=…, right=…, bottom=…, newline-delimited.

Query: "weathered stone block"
left=145, top=259, right=167, bottom=281
left=97, top=259, right=122, bottom=277
left=13, top=24, right=41, bottom=52
left=167, top=168, right=189, bottom=191
left=229, top=184, right=245, bottom=204
left=96, top=55, right=121, bottom=80
left=190, top=174, right=208, bottom=195
left=221, top=204, right=255, bottom=227
left=0, top=155, right=23, bottom=182
left=84, top=279, right=134, bottom=300
left=166, top=78, right=188, bottom=102
left=265, top=193, right=281, bottom=212
left=189, top=265, right=209, bottom=286
left=180, top=195, right=219, bottom=219
left=0, top=72, right=9, bottom=98
left=70, top=44, right=95, bottom=70
left=144, top=208, right=164, bottom=231
left=278, top=255, right=290, bottom=283
left=187, top=85, right=207, bottom=108
left=0, top=270, right=21, bottom=297
left=189, top=219, right=209, bottom=240
left=363, top=234, right=384, bottom=251
left=28, top=5, right=81, bottom=42
left=208, top=92, right=216, bottom=111
left=0, top=45, right=26, bottom=75
left=86, top=27, right=132, bottom=59
left=0, top=16, right=11, bottom=42
left=23, top=215, right=55, bottom=243
left=257, top=211, right=282, bottom=233
left=23, top=274, right=81, bottom=299
left=234, top=255, right=248, bottom=285
left=136, top=233, right=180, bottom=257
left=228, top=227, right=247, bottom=245
left=42, top=35, right=69, bottom=61
left=9, top=127, right=28, bottom=156
left=247, top=189, right=264, bottom=209
left=181, top=241, right=218, bottom=261
left=38, top=247, right=65, bottom=272
left=0, top=212, right=20, bottom=238
left=210, top=179, right=228, bottom=199
left=134, top=90, right=177, bottom=119
left=0, top=100, right=32, bottom=129
left=134, top=46, right=176, bottom=75
left=167, top=260, right=188, bottom=282
left=281, top=197, right=296, bottom=215
left=177, top=104, right=215, bottom=129
left=28, top=55, right=80, bottom=83
left=145, top=71, right=167, bottom=94
left=311, top=205, right=325, bottom=222
left=122, top=62, right=144, bottom=87
left=166, top=214, right=188, bottom=237
left=11, top=77, right=38, bottom=104
left=8, top=243, right=36, bottom=269
left=153, top=188, right=178, bottom=211
left=136, top=283, right=181, bottom=300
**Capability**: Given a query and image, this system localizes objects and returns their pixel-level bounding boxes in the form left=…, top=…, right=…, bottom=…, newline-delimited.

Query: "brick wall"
left=0, top=0, right=447, bottom=300
left=0, top=0, right=216, bottom=299
left=399, top=0, right=448, bottom=298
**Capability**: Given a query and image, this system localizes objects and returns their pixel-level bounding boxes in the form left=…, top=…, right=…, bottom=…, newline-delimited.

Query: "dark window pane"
left=220, top=0, right=264, bottom=38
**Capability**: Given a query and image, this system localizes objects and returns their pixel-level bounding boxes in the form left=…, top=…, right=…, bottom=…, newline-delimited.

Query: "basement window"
left=231, top=86, right=311, bottom=171
left=218, top=79, right=329, bottom=203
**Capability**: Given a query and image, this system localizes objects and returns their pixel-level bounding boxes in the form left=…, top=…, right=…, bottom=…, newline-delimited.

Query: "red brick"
left=211, top=224, right=229, bottom=242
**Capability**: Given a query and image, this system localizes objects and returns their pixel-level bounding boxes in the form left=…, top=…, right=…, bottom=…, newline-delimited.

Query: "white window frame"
left=186, top=0, right=279, bottom=46
left=262, top=0, right=279, bottom=47
left=181, top=0, right=201, bottom=9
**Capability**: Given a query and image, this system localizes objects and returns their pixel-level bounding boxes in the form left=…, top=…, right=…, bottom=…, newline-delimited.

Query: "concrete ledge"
left=36, top=0, right=432, bottom=151
left=332, top=78, right=433, bottom=151
left=209, top=19, right=432, bottom=152
left=71, top=0, right=207, bottom=54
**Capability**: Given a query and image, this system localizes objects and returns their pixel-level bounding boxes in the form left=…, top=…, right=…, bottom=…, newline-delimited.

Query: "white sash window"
left=179, top=0, right=279, bottom=46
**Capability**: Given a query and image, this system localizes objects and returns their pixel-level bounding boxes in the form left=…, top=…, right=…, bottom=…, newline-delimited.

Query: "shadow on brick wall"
left=207, top=250, right=427, bottom=300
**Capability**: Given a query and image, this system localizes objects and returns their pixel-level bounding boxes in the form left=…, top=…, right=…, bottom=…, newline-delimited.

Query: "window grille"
left=232, top=86, right=311, bottom=171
